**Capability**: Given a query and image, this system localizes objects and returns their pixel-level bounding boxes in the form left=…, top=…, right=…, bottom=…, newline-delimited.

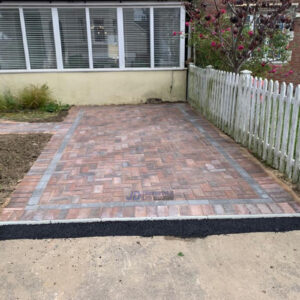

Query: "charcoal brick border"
left=177, top=104, right=270, bottom=200
left=26, top=110, right=84, bottom=207
left=25, top=104, right=272, bottom=212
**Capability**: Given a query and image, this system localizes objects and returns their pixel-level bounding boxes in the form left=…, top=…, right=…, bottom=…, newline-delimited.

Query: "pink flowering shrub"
left=185, top=0, right=293, bottom=76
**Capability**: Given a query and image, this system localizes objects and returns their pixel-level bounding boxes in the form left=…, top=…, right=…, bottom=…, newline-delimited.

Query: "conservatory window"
left=58, top=8, right=89, bottom=68
left=89, top=8, right=119, bottom=68
left=23, top=8, right=56, bottom=69
left=0, top=9, right=26, bottom=70
left=154, top=8, right=180, bottom=67
left=123, top=8, right=151, bottom=68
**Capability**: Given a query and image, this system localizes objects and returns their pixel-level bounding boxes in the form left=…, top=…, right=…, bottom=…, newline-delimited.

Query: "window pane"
left=24, top=8, right=56, bottom=69
left=154, top=8, right=180, bottom=67
left=90, top=8, right=118, bottom=68
left=58, top=8, right=89, bottom=68
left=123, top=8, right=150, bottom=68
left=0, top=9, right=26, bottom=70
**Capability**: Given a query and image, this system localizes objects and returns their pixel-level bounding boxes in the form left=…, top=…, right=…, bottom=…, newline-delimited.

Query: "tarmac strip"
left=0, top=215, right=300, bottom=240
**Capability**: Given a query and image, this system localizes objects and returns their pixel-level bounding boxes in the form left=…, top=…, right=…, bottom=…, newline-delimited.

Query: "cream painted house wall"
left=0, top=70, right=186, bottom=105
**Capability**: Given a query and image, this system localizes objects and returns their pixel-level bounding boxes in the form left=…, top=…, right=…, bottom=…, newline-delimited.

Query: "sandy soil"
left=0, top=231, right=299, bottom=300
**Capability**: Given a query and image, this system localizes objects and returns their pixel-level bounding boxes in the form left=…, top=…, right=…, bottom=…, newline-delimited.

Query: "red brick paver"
left=0, top=104, right=299, bottom=222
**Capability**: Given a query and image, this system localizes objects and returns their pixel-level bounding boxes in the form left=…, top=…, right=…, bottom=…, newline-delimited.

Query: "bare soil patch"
left=0, top=134, right=51, bottom=207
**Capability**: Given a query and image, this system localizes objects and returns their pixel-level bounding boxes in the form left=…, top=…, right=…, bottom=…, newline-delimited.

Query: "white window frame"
left=117, top=7, right=125, bottom=69
left=52, top=7, right=63, bottom=70
left=150, top=7, right=155, bottom=69
left=85, top=7, right=94, bottom=69
left=180, top=6, right=186, bottom=69
left=19, top=8, right=31, bottom=70
left=0, top=3, right=186, bottom=73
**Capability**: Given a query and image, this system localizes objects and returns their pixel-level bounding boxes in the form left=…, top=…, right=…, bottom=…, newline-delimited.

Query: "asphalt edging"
left=1, top=216, right=300, bottom=240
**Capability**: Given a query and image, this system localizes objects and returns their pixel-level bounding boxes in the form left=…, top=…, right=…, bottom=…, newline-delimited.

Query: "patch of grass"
left=0, top=110, right=68, bottom=123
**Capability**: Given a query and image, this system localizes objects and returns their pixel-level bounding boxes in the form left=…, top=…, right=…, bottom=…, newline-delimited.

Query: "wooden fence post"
left=205, top=65, right=214, bottom=117
left=235, top=70, right=252, bottom=143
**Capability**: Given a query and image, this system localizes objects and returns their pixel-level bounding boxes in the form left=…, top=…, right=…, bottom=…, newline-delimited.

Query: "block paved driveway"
left=0, top=103, right=300, bottom=223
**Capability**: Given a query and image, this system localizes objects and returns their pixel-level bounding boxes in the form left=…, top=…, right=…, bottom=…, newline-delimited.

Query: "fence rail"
left=188, top=64, right=300, bottom=184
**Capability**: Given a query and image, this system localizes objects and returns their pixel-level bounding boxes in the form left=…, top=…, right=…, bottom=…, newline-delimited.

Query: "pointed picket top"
left=280, top=81, right=287, bottom=95
left=274, top=80, right=279, bottom=92
left=286, top=83, right=294, bottom=100
left=263, top=78, right=268, bottom=89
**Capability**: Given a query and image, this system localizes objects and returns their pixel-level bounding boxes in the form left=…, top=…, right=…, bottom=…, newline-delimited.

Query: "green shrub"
left=194, top=38, right=275, bottom=77
left=195, top=39, right=231, bottom=72
left=18, top=84, right=54, bottom=109
left=42, top=102, right=60, bottom=113
left=42, top=101, right=69, bottom=113
left=0, top=90, right=20, bottom=112
left=0, top=94, right=7, bottom=111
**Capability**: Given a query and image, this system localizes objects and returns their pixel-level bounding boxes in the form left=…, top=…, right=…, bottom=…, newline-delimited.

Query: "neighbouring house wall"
left=0, top=70, right=187, bottom=105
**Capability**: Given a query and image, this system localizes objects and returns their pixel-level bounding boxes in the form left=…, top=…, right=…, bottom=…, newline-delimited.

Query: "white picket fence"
left=188, top=64, right=300, bottom=184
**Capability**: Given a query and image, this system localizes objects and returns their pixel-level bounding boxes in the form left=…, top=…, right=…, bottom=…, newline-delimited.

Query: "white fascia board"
left=0, top=2, right=184, bottom=8
left=0, top=67, right=187, bottom=74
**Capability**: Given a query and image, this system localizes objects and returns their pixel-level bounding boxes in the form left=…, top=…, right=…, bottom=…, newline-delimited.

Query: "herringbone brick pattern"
left=0, top=104, right=299, bottom=222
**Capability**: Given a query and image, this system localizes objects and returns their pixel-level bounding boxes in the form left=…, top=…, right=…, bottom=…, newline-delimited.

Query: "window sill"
left=0, top=67, right=187, bottom=74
